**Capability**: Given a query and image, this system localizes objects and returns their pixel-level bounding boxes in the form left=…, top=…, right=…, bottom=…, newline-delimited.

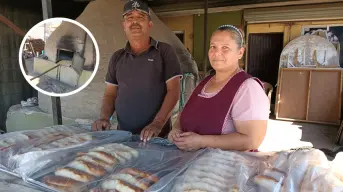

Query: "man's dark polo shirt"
left=105, top=38, right=182, bottom=136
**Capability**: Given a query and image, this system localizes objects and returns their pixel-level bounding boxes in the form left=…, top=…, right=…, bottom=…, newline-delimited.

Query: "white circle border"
left=19, top=17, right=100, bottom=97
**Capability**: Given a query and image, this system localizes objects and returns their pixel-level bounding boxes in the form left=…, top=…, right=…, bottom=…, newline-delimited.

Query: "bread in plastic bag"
left=253, top=149, right=343, bottom=192
left=169, top=148, right=261, bottom=192
left=23, top=139, right=204, bottom=192
left=88, top=141, right=206, bottom=192
left=7, top=129, right=132, bottom=179
left=0, top=125, right=90, bottom=174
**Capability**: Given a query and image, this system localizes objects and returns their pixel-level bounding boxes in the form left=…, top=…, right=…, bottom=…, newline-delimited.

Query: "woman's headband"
left=217, top=24, right=244, bottom=47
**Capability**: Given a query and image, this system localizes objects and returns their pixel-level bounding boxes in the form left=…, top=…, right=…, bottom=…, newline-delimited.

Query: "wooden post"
left=202, top=0, right=208, bottom=76
left=305, top=70, right=312, bottom=121
left=51, top=97, right=62, bottom=125
left=41, top=0, right=62, bottom=125
left=41, top=0, right=52, bottom=19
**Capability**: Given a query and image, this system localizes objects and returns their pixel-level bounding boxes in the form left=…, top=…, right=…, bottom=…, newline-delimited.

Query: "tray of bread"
left=9, top=131, right=132, bottom=178
left=168, top=149, right=259, bottom=192
left=0, top=125, right=87, bottom=151
left=24, top=140, right=205, bottom=192
left=0, top=127, right=132, bottom=178
left=164, top=148, right=343, bottom=192
left=252, top=149, right=343, bottom=192
left=0, top=125, right=88, bottom=175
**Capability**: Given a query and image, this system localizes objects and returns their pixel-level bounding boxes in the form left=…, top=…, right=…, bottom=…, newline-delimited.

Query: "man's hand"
left=173, top=132, right=204, bottom=151
left=140, top=121, right=163, bottom=142
left=92, top=119, right=111, bottom=131
left=168, top=128, right=182, bottom=143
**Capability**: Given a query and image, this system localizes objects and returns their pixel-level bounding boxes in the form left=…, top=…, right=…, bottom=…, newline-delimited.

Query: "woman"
left=168, top=25, right=269, bottom=151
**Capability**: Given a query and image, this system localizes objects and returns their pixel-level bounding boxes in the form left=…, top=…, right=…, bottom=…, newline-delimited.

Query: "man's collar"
left=124, top=37, right=159, bottom=53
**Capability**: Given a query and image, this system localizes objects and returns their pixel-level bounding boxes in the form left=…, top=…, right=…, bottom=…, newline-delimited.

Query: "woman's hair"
left=216, top=25, right=245, bottom=48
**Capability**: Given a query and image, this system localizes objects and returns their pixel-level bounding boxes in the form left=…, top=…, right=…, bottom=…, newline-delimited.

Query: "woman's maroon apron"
left=179, top=71, right=263, bottom=152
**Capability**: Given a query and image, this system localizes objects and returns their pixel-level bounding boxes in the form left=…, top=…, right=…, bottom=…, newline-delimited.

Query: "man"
left=92, top=0, right=182, bottom=142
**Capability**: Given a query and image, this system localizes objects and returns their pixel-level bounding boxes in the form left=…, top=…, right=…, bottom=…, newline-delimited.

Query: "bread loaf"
left=102, top=179, right=144, bottom=192
left=76, top=154, right=113, bottom=172
left=88, top=151, right=118, bottom=164
left=43, top=175, right=82, bottom=192
left=107, top=173, right=151, bottom=190
left=55, top=167, right=94, bottom=182
left=67, top=160, right=105, bottom=177
left=121, top=168, right=159, bottom=183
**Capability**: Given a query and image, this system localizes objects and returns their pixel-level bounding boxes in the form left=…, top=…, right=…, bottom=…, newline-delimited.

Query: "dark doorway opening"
left=174, top=31, right=185, bottom=44
left=247, top=33, right=284, bottom=116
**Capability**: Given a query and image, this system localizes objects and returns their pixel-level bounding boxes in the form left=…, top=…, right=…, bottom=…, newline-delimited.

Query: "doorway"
left=247, top=33, right=284, bottom=115
left=173, top=31, right=185, bottom=44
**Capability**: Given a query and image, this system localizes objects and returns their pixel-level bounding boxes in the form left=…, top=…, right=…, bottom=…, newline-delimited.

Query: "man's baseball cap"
left=123, top=0, right=150, bottom=16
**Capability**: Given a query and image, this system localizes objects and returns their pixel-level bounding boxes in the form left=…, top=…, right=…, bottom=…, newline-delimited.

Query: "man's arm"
left=100, top=84, right=118, bottom=120
left=140, top=77, right=180, bottom=140
left=92, top=50, right=120, bottom=131
left=152, top=77, right=181, bottom=126
left=92, top=84, right=118, bottom=131
left=140, top=43, right=182, bottom=141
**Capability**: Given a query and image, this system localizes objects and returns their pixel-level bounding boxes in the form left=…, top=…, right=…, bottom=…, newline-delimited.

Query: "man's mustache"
left=130, top=23, right=142, bottom=29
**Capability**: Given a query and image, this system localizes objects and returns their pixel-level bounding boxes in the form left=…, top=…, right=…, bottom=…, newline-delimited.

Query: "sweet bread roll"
left=120, top=168, right=159, bottom=183
left=44, top=175, right=82, bottom=187
left=109, top=144, right=139, bottom=158
left=46, top=183, right=76, bottom=192
left=185, top=169, right=227, bottom=183
left=101, top=179, right=144, bottom=192
left=183, top=175, right=227, bottom=189
left=88, top=151, right=118, bottom=164
left=55, top=167, right=94, bottom=182
left=178, top=182, right=222, bottom=192
left=76, top=155, right=113, bottom=172
left=92, top=144, right=139, bottom=159
left=107, top=173, right=151, bottom=190
left=67, top=160, right=105, bottom=177
left=190, top=163, right=234, bottom=178
left=187, top=164, right=233, bottom=178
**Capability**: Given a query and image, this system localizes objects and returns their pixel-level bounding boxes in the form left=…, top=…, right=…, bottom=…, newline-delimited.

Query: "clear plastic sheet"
left=279, top=35, right=340, bottom=68
left=166, top=149, right=263, bottom=192
left=161, top=148, right=342, bottom=192
left=0, top=126, right=132, bottom=178
left=11, top=130, right=132, bottom=179
left=0, top=125, right=85, bottom=151
left=22, top=138, right=205, bottom=192
left=252, top=149, right=343, bottom=192
left=0, top=125, right=88, bottom=174
left=0, top=181, right=43, bottom=192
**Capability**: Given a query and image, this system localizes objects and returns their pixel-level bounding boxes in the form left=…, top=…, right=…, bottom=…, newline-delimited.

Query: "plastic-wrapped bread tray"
left=22, top=139, right=206, bottom=192
left=0, top=125, right=132, bottom=179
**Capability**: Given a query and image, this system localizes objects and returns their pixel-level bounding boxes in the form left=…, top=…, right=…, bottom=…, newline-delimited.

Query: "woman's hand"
left=168, top=128, right=182, bottom=143
left=173, top=132, right=204, bottom=151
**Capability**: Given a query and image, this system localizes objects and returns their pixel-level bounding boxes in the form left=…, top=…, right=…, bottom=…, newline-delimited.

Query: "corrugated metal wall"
left=244, top=3, right=343, bottom=23
left=0, top=4, right=41, bottom=132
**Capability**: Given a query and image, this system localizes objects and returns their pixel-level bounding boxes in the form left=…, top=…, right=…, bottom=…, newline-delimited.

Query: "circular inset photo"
left=19, top=18, right=99, bottom=97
